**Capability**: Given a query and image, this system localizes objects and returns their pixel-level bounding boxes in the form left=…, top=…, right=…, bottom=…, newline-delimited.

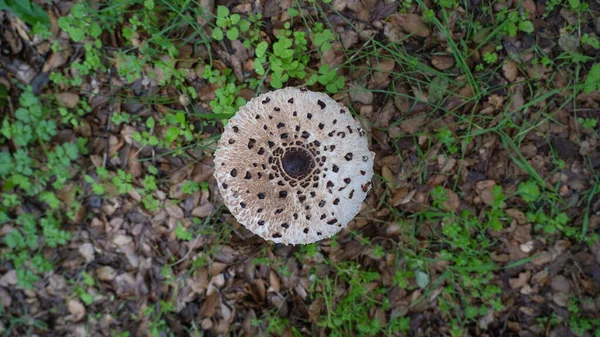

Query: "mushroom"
left=214, top=87, right=374, bottom=245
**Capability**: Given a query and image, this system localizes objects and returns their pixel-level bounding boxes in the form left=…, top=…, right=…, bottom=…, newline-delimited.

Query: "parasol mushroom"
left=214, top=87, right=374, bottom=245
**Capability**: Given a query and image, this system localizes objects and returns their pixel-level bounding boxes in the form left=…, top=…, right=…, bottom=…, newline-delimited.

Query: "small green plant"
left=58, top=3, right=103, bottom=43
left=143, top=300, right=175, bottom=337
left=112, top=169, right=134, bottom=194
left=73, top=271, right=96, bottom=305
left=174, top=223, right=193, bottom=241
left=435, top=0, right=459, bottom=9
left=583, top=63, right=600, bottom=93
left=582, top=34, right=600, bottom=49
left=0, top=0, right=50, bottom=32
left=517, top=180, right=541, bottom=202
left=312, top=261, right=391, bottom=337
left=496, top=8, right=534, bottom=37
left=577, top=117, right=597, bottom=130
left=254, top=22, right=309, bottom=88
left=0, top=87, right=83, bottom=289
left=527, top=210, right=569, bottom=235
left=306, top=64, right=345, bottom=93
left=567, top=298, right=600, bottom=336
left=483, top=51, right=498, bottom=64
left=435, top=127, right=458, bottom=154
left=311, top=23, right=335, bottom=53
left=212, top=5, right=248, bottom=41
left=202, top=66, right=247, bottom=116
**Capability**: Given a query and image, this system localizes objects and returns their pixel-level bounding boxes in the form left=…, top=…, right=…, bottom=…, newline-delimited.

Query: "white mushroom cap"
left=214, top=87, right=374, bottom=245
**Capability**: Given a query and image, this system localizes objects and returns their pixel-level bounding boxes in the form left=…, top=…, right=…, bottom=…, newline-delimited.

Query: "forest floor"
left=1, top=0, right=600, bottom=336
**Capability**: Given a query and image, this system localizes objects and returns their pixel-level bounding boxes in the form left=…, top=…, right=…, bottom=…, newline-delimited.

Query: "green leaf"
left=216, top=5, right=229, bottom=18
left=226, top=27, right=239, bottom=41
left=279, top=49, right=294, bottom=59
left=175, top=111, right=186, bottom=125
left=164, top=126, right=179, bottom=143
left=144, top=0, right=154, bottom=10
left=335, top=75, right=345, bottom=88
left=0, top=0, right=50, bottom=28
left=239, top=19, right=250, bottom=32
left=230, top=14, right=240, bottom=24
left=63, top=142, right=79, bottom=160
left=211, top=27, right=224, bottom=41
left=556, top=212, right=569, bottom=226
left=89, top=22, right=102, bottom=39
left=256, top=41, right=268, bottom=58
left=326, top=83, right=338, bottom=93
left=80, top=292, right=94, bottom=305
left=40, top=191, right=60, bottom=209
left=428, top=75, right=449, bottom=103
left=287, top=8, right=299, bottom=16
left=146, top=117, right=155, bottom=129
left=174, top=223, right=193, bottom=241
left=583, top=63, right=600, bottom=93
left=568, top=0, right=580, bottom=10
left=4, top=230, right=25, bottom=249
left=15, top=108, right=30, bottom=122
left=0, top=151, right=13, bottom=176
left=489, top=215, right=503, bottom=231
left=415, top=271, right=430, bottom=289
left=254, top=58, right=265, bottom=75
left=216, top=17, right=227, bottom=28
left=132, top=132, right=142, bottom=142
left=518, top=20, right=534, bottom=33
left=82, top=271, right=95, bottom=286
left=70, top=3, right=85, bottom=19
left=517, top=181, right=540, bottom=202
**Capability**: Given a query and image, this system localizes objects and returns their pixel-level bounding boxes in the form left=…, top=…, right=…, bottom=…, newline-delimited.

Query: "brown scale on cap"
left=214, top=87, right=374, bottom=245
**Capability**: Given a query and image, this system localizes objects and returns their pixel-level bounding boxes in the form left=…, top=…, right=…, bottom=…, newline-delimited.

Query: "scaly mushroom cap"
left=214, top=87, right=374, bottom=245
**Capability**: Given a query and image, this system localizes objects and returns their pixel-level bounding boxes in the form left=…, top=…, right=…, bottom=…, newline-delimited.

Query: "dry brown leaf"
left=522, top=0, right=536, bottom=16
left=128, top=148, right=143, bottom=179
left=440, top=188, right=459, bottom=212
left=384, top=15, right=406, bottom=43
left=78, top=243, right=95, bottom=263
left=552, top=292, right=569, bottom=307
left=341, top=30, right=359, bottom=49
left=250, top=279, right=266, bottom=303
left=56, top=92, right=80, bottom=108
left=503, top=61, right=518, bottom=82
left=475, top=180, right=496, bottom=206
left=191, top=268, right=209, bottom=294
left=68, top=299, right=86, bottom=322
left=349, top=83, right=373, bottom=104
left=391, top=187, right=410, bottom=206
left=269, top=270, right=281, bottom=293
left=369, top=58, right=395, bottom=89
left=431, top=55, right=455, bottom=70
left=200, top=292, right=221, bottom=317
left=112, top=234, right=132, bottom=246
left=399, top=115, right=427, bottom=134
left=381, top=165, right=395, bottom=190
left=308, top=297, right=324, bottom=322
left=509, top=270, right=531, bottom=289
left=0, top=287, right=12, bottom=308
left=166, top=202, right=184, bottom=219
left=96, top=266, right=117, bottom=281
left=551, top=275, right=571, bottom=293
left=115, top=273, right=136, bottom=297
left=397, top=14, right=430, bottom=38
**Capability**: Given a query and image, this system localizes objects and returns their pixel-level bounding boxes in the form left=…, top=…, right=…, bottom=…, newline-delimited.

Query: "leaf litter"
left=0, top=0, right=599, bottom=336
